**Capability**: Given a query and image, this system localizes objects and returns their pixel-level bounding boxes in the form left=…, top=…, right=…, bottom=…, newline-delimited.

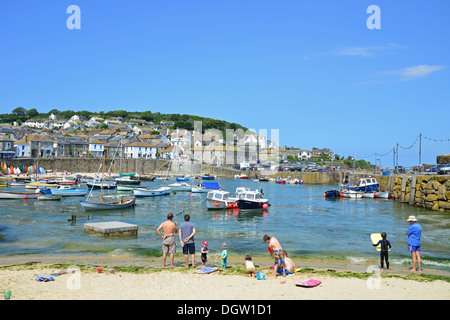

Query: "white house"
left=298, top=149, right=313, bottom=160
left=124, top=142, right=156, bottom=159
left=71, top=115, right=88, bottom=122
left=89, top=140, right=104, bottom=157
left=14, top=137, right=31, bottom=157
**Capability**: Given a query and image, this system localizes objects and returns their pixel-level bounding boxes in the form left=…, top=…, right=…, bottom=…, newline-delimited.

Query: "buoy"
left=24, top=195, right=28, bottom=199
left=190, top=194, right=193, bottom=198
left=215, top=202, right=219, bottom=207
left=233, top=203, right=238, bottom=208
left=263, top=203, right=268, bottom=209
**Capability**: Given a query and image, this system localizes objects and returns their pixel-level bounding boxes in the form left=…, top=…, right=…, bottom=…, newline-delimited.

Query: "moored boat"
left=342, top=190, right=364, bottom=198
left=0, top=190, right=40, bottom=199
left=206, top=190, right=237, bottom=209
left=50, top=185, right=88, bottom=197
left=323, top=189, right=341, bottom=198
left=348, top=177, right=379, bottom=192
left=168, top=182, right=192, bottom=192
left=132, top=187, right=172, bottom=197
left=80, top=196, right=136, bottom=211
left=236, top=189, right=269, bottom=210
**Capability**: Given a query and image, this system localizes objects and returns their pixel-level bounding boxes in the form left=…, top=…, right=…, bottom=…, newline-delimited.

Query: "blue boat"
left=176, top=177, right=190, bottom=182
left=348, top=177, right=378, bottom=192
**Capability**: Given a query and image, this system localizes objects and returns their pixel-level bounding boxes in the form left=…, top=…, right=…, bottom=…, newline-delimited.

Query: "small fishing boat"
left=25, top=181, right=55, bottom=189
left=201, top=174, right=216, bottom=180
left=347, top=177, right=379, bottom=192
left=323, top=189, right=341, bottom=198
left=38, top=195, right=62, bottom=201
left=192, top=182, right=222, bottom=193
left=86, top=181, right=117, bottom=189
left=168, top=182, right=192, bottom=192
left=206, top=190, right=237, bottom=209
left=132, top=187, right=172, bottom=197
left=234, top=174, right=249, bottom=179
left=275, top=178, right=286, bottom=184
left=342, top=190, right=364, bottom=199
left=377, top=191, right=390, bottom=199
left=50, top=185, right=87, bottom=197
left=115, top=176, right=141, bottom=185
left=236, top=189, right=269, bottom=210
left=80, top=196, right=136, bottom=211
left=175, top=176, right=190, bottom=182
left=117, top=185, right=135, bottom=191
left=0, top=190, right=40, bottom=199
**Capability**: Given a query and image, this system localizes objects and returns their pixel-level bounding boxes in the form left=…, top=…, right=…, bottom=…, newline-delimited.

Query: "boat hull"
left=50, top=189, right=88, bottom=196
left=237, top=200, right=269, bottom=210
left=324, top=190, right=341, bottom=198
left=0, top=191, right=40, bottom=199
left=80, top=198, right=136, bottom=211
left=86, top=182, right=117, bottom=189
left=206, top=200, right=235, bottom=209
left=132, top=187, right=172, bottom=197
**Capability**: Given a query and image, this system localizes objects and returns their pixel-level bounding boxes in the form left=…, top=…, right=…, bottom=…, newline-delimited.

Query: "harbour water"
left=0, top=179, right=449, bottom=273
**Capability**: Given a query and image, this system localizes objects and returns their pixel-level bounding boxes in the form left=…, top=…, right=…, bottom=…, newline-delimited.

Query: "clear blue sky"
left=1, top=0, right=449, bottom=167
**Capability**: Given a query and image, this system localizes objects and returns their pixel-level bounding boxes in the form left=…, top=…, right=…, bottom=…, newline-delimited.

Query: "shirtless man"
left=157, top=213, right=178, bottom=267
left=263, top=234, right=285, bottom=277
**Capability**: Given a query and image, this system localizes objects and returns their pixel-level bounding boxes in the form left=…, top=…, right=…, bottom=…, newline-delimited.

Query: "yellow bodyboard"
left=371, top=233, right=390, bottom=252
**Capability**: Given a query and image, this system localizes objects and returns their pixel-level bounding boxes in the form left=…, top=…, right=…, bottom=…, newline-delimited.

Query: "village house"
left=0, top=134, right=16, bottom=159
left=124, top=142, right=157, bottom=159
left=14, top=136, right=31, bottom=158
left=88, top=140, right=104, bottom=158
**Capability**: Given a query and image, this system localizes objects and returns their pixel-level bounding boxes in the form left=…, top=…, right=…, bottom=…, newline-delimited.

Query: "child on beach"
left=373, top=232, right=392, bottom=273
left=201, top=241, right=209, bottom=266
left=244, top=255, right=258, bottom=277
left=221, top=243, right=228, bottom=269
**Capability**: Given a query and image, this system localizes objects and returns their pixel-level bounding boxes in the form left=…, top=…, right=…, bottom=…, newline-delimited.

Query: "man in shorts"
left=157, top=213, right=178, bottom=267
left=179, top=214, right=196, bottom=267
left=405, top=215, right=422, bottom=273
left=263, top=234, right=286, bottom=278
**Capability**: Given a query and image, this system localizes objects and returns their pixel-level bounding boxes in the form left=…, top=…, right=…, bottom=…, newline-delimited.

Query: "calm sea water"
left=0, top=179, right=449, bottom=271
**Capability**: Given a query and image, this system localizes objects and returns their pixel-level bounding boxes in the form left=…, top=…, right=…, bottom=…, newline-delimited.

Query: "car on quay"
left=437, top=163, right=450, bottom=175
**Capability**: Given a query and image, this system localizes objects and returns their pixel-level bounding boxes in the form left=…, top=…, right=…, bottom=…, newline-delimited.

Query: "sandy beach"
left=1, top=255, right=449, bottom=301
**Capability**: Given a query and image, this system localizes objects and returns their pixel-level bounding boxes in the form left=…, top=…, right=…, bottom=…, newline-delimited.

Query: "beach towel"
left=35, top=275, right=55, bottom=282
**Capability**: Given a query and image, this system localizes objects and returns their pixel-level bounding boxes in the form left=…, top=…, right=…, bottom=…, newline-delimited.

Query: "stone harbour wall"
left=392, top=175, right=450, bottom=212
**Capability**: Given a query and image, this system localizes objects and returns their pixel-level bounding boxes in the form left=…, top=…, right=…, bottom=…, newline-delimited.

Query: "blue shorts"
left=408, top=245, right=420, bottom=252
left=183, top=243, right=195, bottom=255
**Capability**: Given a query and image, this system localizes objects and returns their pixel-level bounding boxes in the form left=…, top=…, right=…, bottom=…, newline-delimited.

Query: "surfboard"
left=371, top=233, right=390, bottom=252
left=195, top=267, right=218, bottom=274
left=295, top=279, right=321, bottom=288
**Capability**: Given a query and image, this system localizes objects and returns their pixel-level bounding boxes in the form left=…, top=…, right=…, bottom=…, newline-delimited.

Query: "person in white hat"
left=405, top=216, right=422, bottom=272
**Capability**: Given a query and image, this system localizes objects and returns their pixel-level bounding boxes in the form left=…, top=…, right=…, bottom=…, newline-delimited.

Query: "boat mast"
left=100, top=149, right=106, bottom=203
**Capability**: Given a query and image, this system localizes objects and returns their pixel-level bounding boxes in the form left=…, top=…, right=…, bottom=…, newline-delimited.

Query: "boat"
left=115, top=176, right=141, bottom=185
left=80, top=196, right=136, bottom=211
left=275, top=178, right=286, bottom=184
left=50, top=185, right=87, bottom=197
left=323, top=189, right=341, bottom=198
left=234, top=174, right=249, bottom=179
left=80, top=152, right=136, bottom=211
left=258, top=177, right=269, bottom=182
left=206, top=190, right=237, bottom=209
left=175, top=176, right=190, bottom=182
left=132, top=187, right=172, bottom=197
left=25, top=181, right=55, bottom=189
left=117, top=185, right=135, bottom=191
left=38, top=195, right=62, bottom=201
left=167, top=182, right=192, bottom=192
left=377, top=191, right=390, bottom=199
left=86, top=180, right=117, bottom=189
left=347, top=177, right=379, bottom=192
left=342, top=190, right=364, bottom=198
left=192, top=182, right=222, bottom=193
left=0, top=190, right=40, bottom=199
left=236, top=189, right=269, bottom=210
left=201, top=174, right=216, bottom=180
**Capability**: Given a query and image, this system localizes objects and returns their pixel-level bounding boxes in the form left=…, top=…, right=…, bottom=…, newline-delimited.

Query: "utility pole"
left=419, top=132, right=422, bottom=171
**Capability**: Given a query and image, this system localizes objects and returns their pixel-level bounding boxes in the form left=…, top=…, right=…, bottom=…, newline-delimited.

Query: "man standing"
left=179, top=214, right=196, bottom=267
left=156, top=213, right=178, bottom=268
left=405, top=215, right=422, bottom=273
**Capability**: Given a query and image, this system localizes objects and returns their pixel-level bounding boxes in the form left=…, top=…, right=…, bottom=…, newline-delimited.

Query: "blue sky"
left=0, top=0, right=449, bottom=167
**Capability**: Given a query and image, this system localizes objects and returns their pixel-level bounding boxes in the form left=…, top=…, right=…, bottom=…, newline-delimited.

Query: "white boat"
left=363, top=191, right=376, bottom=198
left=342, top=190, right=364, bottom=198
left=38, top=195, right=62, bottom=201
left=86, top=180, right=117, bottom=189
left=191, top=186, right=209, bottom=193
left=0, top=190, right=40, bottom=199
left=168, top=182, right=192, bottom=192
left=206, top=190, right=237, bottom=209
left=117, top=185, right=135, bottom=191
left=377, top=191, right=390, bottom=199
left=132, top=187, right=172, bottom=197
left=80, top=196, right=136, bottom=211
left=50, top=185, right=87, bottom=197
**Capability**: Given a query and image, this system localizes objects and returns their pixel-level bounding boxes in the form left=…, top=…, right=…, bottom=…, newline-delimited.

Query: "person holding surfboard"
left=373, top=232, right=392, bottom=273
left=263, top=234, right=286, bottom=278
left=405, top=215, right=422, bottom=273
